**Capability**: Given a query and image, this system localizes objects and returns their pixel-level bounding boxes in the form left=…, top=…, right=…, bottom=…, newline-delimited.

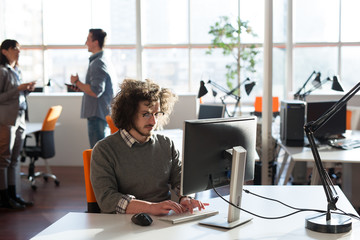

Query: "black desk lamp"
left=331, top=75, right=344, bottom=92
left=299, top=75, right=344, bottom=100
left=304, top=81, right=360, bottom=233
left=198, top=80, right=208, bottom=98
left=198, top=78, right=256, bottom=117
left=294, top=71, right=320, bottom=99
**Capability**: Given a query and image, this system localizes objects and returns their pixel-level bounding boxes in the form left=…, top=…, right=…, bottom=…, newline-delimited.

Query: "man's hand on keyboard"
left=148, top=200, right=188, bottom=215
left=179, top=196, right=209, bottom=214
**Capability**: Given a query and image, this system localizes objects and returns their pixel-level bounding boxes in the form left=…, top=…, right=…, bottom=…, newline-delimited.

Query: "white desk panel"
left=25, top=122, right=43, bottom=135
left=32, top=186, right=359, bottom=240
left=276, top=130, right=360, bottom=185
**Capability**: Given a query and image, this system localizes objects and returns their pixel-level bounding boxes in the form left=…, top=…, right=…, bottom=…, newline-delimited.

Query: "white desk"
left=275, top=131, right=360, bottom=210
left=31, top=186, right=359, bottom=240
left=25, top=122, right=43, bottom=135
left=276, top=130, right=360, bottom=185
left=25, top=122, right=61, bottom=135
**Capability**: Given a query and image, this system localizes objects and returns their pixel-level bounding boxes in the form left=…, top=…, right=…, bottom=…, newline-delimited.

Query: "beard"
left=132, top=124, right=154, bottom=138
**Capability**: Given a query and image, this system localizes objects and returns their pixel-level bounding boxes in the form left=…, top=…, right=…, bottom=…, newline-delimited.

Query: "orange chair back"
left=83, top=149, right=100, bottom=213
left=106, top=115, right=118, bottom=134
left=272, top=97, right=279, bottom=113
left=346, top=110, right=352, bottom=130
left=254, top=96, right=279, bottom=113
left=41, top=105, right=62, bottom=131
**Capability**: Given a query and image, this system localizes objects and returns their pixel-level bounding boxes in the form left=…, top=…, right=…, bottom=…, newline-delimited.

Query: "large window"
left=0, top=0, right=136, bottom=94
left=0, top=0, right=43, bottom=45
left=293, top=0, right=359, bottom=93
left=1, top=0, right=359, bottom=103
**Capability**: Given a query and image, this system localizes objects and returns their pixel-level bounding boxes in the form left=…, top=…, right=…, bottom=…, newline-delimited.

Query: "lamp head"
left=197, top=80, right=208, bottom=98
left=331, top=76, right=344, bottom=92
left=244, top=81, right=256, bottom=95
left=211, top=89, right=218, bottom=97
left=312, top=72, right=322, bottom=87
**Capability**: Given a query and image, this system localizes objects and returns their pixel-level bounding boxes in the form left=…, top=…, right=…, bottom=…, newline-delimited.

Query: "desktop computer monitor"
left=306, top=101, right=346, bottom=141
left=180, top=116, right=257, bottom=228
left=198, top=104, right=225, bottom=119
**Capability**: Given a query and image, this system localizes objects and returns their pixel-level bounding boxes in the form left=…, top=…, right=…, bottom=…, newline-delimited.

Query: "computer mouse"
left=131, top=213, right=153, bottom=226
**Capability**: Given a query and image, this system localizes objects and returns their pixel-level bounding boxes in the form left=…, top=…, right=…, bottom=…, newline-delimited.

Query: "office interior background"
left=1, top=0, right=360, bottom=180
left=1, top=0, right=360, bottom=102
left=0, top=0, right=359, bottom=170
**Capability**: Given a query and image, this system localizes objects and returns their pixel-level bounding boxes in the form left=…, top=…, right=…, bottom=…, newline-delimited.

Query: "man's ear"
left=94, top=40, right=100, bottom=47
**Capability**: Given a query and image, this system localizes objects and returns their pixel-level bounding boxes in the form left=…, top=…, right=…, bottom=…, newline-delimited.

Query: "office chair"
left=83, top=149, right=101, bottom=213
left=21, top=105, right=62, bottom=190
left=106, top=115, right=118, bottom=134
left=253, top=96, right=280, bottom=117
left=346, top=110, right=352, bottom=130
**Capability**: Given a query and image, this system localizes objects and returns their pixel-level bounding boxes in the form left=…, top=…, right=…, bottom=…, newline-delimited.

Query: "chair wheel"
left=31, top=185, right=37, bottom=191
left=43, top=176, right=48, bottom=182
left=55, top=180, right=60, bottom=186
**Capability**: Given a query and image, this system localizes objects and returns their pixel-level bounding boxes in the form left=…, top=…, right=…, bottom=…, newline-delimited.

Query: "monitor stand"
left=199, top=146, right=253, bottom=229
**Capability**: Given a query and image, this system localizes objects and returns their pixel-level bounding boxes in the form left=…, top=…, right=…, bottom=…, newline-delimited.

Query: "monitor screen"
left=198, top=104, right=225, bottom=119
left=306, top=101, right=347, bottom=140
left=180, top=116, right=257, bottom=196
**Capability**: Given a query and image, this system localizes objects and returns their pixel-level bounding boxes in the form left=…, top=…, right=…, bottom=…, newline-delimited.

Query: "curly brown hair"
left=111, top=79, right=178, bottom=131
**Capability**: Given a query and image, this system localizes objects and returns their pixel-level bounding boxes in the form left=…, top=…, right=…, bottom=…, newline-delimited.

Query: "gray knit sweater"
left=90, top=132, right=181, bottom=213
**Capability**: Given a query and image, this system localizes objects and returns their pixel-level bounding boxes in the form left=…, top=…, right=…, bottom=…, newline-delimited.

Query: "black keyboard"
left=328, top=139, right=360, bottom=150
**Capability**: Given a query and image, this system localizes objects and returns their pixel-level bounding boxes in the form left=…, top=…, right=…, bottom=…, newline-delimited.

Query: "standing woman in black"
left=0, top=39, right=36, bottom=209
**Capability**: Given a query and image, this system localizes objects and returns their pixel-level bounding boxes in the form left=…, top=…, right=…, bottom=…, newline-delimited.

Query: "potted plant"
left=206, top=16, right=259, bottom=96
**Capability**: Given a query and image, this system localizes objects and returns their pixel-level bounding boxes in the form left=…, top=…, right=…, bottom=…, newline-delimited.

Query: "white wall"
left=165, top=94, right=198, bottom=129
left=24, top=93, right=197, bottom=166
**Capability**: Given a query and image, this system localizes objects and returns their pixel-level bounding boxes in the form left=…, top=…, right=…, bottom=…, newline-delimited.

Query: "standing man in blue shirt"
left=70, top=29, right=114, bottom=148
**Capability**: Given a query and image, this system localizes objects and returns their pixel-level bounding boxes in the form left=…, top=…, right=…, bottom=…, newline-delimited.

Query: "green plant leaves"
left=206, top=16, right=259, bottom=91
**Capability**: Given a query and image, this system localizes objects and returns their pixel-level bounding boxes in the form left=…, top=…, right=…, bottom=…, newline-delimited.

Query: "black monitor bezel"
left=306, top=100, right=347, bottom=140
left=180, top=116, right=257, bottom=196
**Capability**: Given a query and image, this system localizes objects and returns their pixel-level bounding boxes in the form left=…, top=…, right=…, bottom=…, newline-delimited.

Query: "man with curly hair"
left=90, top=79, right=207, bottom=215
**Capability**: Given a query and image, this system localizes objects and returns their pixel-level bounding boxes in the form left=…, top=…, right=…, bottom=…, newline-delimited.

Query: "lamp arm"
left=300, top=77, right=330, bottom=99
left=208, top=80, right=231, bottom=95
left=306, top=81, right=360, bottom=133
left=220, top=96, right=241, bottom=117
left=304, top=81, right=360, bottom=220
left=208, top=80, right=241, bottom=101
left=304, top=129, right=339, bottom=215
left=227, top=78, right=250, bottom=97
left=294, top=71, right=316, bottom=98
left=208, top=79, right=251, bottom=117
left=219, top=97, right=231, bottom=117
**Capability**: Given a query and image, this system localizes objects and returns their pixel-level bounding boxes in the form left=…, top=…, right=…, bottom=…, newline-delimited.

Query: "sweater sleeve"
left=90, top=139, right=134, bottom=213
left=168, top=139, right=182, bottom=196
